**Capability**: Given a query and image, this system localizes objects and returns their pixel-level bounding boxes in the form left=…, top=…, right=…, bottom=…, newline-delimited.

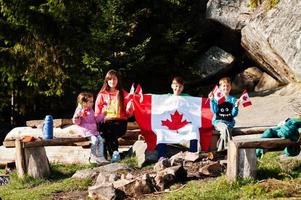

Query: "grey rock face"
left=206, top=0, right=252, bottom=30
left=241, top=0, right=301, bottom=83
left=193, top=46, right=235, bottom=78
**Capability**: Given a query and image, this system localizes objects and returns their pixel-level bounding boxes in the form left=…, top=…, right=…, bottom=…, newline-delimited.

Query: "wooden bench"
left=226, top=134, right=301, bottom=182
left=4, top=137, right=90, bottom=179
left=3, top=121, right=141, bottom=179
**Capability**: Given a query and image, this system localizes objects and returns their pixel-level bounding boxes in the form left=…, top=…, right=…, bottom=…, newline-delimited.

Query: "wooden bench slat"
left=234, top=138, right=299, bottom=149
left=3, top=137, right=90, bottom=148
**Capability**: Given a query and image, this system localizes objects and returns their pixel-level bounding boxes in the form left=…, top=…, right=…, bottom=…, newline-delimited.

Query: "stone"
left=241, top=0, right=301, bottom=84
left=153, top=158, right=171, bottom=171
left=206, top=0, right=252, bottom=30
left=154, top=165, right=187, bottom=190
left=88, top=183, right=125, bottom=200
left=254, top=72, right=280, bottom=92
left=199, top=161, right=223, bottom=177
left=193, top=46, right=235, bottom=79
left=232, top=67, right=263, bottom=92
left=72, top=168, right=98, bottom=180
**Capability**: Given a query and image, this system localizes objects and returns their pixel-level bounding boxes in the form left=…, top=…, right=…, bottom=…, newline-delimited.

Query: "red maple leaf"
left=242, top=95, right=248, bottom=101
left=161, top=110, right=190, bottom=132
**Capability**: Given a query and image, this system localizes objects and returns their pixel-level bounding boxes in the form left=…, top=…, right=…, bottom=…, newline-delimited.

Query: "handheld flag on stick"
left=240, top=89, right=252, bottom=107
left=212, top=85, right=225, bottom=104
left=135, top=84, right=143, bottom=103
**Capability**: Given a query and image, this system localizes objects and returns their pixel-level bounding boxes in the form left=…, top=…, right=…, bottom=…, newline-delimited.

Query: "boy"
left=208, top=77, right=240, bottom=151
left=157, top=76, right=198, bottom=159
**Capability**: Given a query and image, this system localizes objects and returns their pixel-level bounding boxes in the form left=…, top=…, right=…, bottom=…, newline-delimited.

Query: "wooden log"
left=118, top=138, right=137, bottom=146
left=234, top=137, right=298, bottom=149
left=15, top=139, right=26, bottom=178
left=121, top=129, right=141, bottom=140
left=26, top=118, right=73, bottom=128
left=4, top=137, right=90, bottom=148
left=25, top=146, right=50, bottom=178
left=226, top=140, right=239, bottom=182
left=227, top=146, right=257, bottom=182
left=238, top=149, right=257, bottom=179
left=127, top=122, right=140, bottom=130
left=232, top=126, right=274, bottom=136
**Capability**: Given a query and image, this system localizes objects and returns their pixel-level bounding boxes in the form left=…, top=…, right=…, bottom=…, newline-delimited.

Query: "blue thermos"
left=43, top=115, right=53, bottom=139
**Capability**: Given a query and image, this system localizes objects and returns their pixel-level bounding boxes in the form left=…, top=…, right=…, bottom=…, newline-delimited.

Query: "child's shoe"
left=89, top=155, right=98, bottom=164
left=111, top=151, right=120, bottom=163
left=96, top=157, right=109, bottom=165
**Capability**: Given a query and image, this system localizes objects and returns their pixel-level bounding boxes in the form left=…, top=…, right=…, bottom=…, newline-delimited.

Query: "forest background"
left=0, top=0, right=248, bottom=128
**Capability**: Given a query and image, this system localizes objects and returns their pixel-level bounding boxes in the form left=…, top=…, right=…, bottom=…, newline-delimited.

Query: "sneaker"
left=96, top=157, right=109, bottom=165
left=111, top=151, right=120, bottom=163
left=89, top=155, right=98, bottom=164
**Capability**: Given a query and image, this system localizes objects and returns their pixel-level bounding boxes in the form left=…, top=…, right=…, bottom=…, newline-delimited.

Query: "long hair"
left=100, top=69, right=125, bottom=113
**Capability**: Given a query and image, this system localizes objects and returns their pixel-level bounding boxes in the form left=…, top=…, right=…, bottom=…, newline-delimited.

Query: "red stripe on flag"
left=242, top=101, right=252, bottom=107
left=133, top=94, right=157, bottom=150
left=200, top=98, right=214, bottom=152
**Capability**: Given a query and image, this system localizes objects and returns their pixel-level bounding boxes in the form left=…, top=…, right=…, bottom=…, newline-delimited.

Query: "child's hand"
left=208, top=92, right=214, bottom=100
left=235, top=99, right=240, bottom=107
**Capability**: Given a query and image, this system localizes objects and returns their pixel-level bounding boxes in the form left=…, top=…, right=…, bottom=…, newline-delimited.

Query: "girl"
left=95, top=69, right=133, bottom=161
left=72, top=92, right=108, bottom=164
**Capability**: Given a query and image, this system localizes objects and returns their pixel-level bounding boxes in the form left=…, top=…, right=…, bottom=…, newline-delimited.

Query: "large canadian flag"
left=133, top=94, right=213, bottom=151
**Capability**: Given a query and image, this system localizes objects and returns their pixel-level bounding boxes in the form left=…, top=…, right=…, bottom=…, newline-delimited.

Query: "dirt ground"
left=236, top=83, right=301, bottom=128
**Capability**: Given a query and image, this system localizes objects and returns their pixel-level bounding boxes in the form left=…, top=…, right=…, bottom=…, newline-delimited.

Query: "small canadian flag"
left=212, top=85, right=225, bottom=104
left=125, top=83, right=135, bottom=99
left=135, top=84, right=143, bottom=103
left=240, top=89, right=252, bottom=107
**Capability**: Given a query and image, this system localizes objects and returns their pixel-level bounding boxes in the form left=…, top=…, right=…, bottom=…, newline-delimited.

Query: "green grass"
left=147, top=151, right=301, bottom=200
left=1, top=152, right=301, bottom=200
left=120, top=156, right=139, bottom=169
left=0, top=164, right=93, bottom=200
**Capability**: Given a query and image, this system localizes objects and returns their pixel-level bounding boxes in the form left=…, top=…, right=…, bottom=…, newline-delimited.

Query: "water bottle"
left=111, top=151, right=120, bottom=163
left=43, top=115, right=53, bottom=140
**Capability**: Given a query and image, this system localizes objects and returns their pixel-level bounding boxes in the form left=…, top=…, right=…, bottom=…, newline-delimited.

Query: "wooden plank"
left=226, top=140, right=239, bottom=182
left=4, top=137, right=90, bottom=148
left=25, top=146, right=50, bottom=178
left=232, top=126, right=274, bottom=136
left=3, top=140, right=17, bottom=148
left=15, top=139, right=26, bottom=178
left=118, top=138, right=137, bottom=146
left=121, top=129, right=140, bottom=140
left=26, top=118, right=73, bottom=128
left=127, top=122, right=140, bottom=130
left=23, top=137, right=90, bottom=148
left=234, top=137, right=298, bottom=149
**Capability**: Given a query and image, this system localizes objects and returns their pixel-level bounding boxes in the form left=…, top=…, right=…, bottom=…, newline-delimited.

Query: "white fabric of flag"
left=151, top=95, right=202, bottom=144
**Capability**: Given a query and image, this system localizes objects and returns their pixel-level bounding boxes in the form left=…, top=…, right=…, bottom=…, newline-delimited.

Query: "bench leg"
left=227, top=140, right=239, bottom=181
left=227, top=140, right=257, bottom=181
left=238, top=148, right=257, bottom=179
left=15, top=139, right=26, bottom=178
left=25, top=147, right=50, bottom=179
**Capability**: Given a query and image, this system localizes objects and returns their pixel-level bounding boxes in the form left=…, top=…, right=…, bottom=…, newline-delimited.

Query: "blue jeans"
left=157, top=139, right=198, bottom=158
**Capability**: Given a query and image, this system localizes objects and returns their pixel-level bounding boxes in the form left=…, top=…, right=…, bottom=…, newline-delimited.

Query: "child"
left=157, top=76, right=198, bottom=159
left=72, top=92, right=108, bottom=164
left=208, top=77, right=240, bottom=151
left=95, top=69, right=132, bottom=161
